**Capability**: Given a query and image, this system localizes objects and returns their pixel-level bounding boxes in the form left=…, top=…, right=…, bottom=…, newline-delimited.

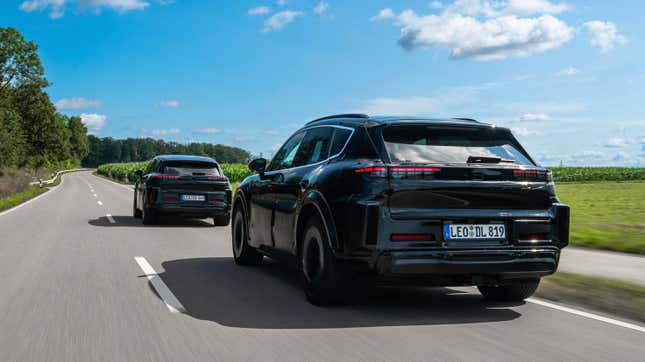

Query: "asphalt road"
left=0, top=171, right=643, bottom=362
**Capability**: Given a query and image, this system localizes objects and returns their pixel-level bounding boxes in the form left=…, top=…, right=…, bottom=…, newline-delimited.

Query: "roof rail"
left=452, top=117, right=479, bottom=123
left=307, top=113, right=369, bottom=124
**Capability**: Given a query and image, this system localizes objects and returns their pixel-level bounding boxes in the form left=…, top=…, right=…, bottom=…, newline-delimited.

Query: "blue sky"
left=1, top=0, right=644, bottom=165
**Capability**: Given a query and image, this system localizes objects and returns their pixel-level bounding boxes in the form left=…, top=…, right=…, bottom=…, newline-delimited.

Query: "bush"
left=97, top=161, right=253, bottom=184
left=0, top=168, right=32, bottom=198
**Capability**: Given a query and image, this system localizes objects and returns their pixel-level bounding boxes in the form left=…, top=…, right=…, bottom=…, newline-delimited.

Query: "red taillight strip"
left=354, top=166, right=386, bottom=174
left=208, top=176, right=229, bottom=182
left=390, top=167, right=441, bottom=173
left=513, top=169, right=547, bottom=179
left=152, top=174, right=181, bottom=180
left=391, top=233, right=435, bottom=242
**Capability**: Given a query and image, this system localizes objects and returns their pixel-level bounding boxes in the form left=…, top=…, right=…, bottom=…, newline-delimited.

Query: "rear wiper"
left=467, top=156, right=515, bottom=164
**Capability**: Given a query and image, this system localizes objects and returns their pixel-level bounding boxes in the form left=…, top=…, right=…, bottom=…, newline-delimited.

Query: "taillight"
left=353, top=166, right=442, bottom=178
left=390, top=166, right=441, bottom=179
left=162, top=196, right=178, bottom=202
left=152, top=174, right=181, bottom=180
left=354, top=166, right=387, bottom=177
left=513, top=169, right=548, bottom=181
left=391, top=233, right=435, bottom=242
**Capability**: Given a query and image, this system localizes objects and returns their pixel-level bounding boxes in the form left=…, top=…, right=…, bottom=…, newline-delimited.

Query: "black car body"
left=133, top=155, right=232, bottom=225
left=232, top=114, right=569, bottom=305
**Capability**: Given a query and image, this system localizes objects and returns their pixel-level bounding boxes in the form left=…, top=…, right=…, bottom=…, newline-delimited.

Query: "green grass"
left=0, top=185, right=48, bottom=212
left=537, top=272, right=645, bottom=322
left=556, top=181, right=645, bottom=254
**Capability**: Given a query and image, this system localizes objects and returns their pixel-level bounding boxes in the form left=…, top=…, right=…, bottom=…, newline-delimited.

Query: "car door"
left=137, top=159, right=156, bottom=209
left=271, top=126, right=334, bottom=252
left=248, top=131, right=305, bottom=248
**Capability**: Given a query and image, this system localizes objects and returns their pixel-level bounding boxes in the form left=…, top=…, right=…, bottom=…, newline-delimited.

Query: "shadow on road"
left=149, top=257, right=522, bottom=329
left=88, top=215, right=214, bottom=228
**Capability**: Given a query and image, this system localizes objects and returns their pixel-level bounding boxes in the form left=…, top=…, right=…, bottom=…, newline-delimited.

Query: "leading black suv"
left=232, top=114, right=569, bottom=305
left=133, top=155, right=232, bottom=226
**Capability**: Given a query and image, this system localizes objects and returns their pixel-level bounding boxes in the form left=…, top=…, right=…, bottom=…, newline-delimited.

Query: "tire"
left=300, top=214, right=350, bottom=306
left=142, top=193, right=159, bottom=225
left=213, top=214, right=230, bottom=227
left=231, top=206, right=262, bottom=266
left=133, top=191, right=142, bottom=219
left=478, top=279, right=540, bottom=302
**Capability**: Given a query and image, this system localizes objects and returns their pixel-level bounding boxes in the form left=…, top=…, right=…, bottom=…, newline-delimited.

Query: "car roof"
left=154, top=154, right=217, bottom=163
left=304, top=114, right=496, bottom=129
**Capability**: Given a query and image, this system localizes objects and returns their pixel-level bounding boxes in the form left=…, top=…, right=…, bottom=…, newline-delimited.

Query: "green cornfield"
left=97, top=161, right=252, bottom=183
left=550, top=167, right=645, bottom=183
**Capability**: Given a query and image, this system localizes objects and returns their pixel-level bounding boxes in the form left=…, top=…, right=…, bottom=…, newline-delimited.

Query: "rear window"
left=161, top=161, right=221, bottom=176
left=382, top=126, right=534, bottom=166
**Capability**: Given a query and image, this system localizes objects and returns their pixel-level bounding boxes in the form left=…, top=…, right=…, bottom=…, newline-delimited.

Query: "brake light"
left=354, top=166, right=387, bottom=177
left=152, top=174, right=181, bottom=180
left=390, top=166, right=441, bottom=179
left=391, top=233, right=435, bottom=242
left=162, top=196, right=178, bottom=202
left=513, top=169, right=547, bottom=180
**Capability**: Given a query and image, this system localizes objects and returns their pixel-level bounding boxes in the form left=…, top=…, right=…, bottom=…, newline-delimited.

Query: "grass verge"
left=537, top=272, right=645, bottom=323
left=556, top=181, right=645, bottom=255
left=0, top=185, right=48, bottom=213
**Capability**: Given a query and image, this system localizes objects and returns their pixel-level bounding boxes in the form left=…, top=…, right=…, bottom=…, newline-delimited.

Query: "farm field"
left=557, top=181, right=645, bottom=254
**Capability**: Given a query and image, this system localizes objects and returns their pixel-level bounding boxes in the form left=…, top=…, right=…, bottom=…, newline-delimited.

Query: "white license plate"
left=444, top=224, right=506, bottom=240
left=180, top=194, right=205, bottom=202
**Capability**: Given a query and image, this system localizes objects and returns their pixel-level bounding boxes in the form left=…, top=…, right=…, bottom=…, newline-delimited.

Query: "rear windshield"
left=382, top=126, right=534, bottom=166
left=161, top=161, right=221, bottom=176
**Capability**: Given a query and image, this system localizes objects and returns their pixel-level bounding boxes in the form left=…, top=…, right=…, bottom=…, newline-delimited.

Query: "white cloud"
left=193, top=128, right=222, bottom=135
left=395, top=10, right=573, bottom=60
left=505, top=101, right=586, bottom=114
left=248, top=6, right=271, bottom=16
left=371, top=8, right=395, bottom=21
left=519, top=113, right=550, bottom=121
left=80, top=113, right=107, bottom=135
left=140, top=128, right=181, bottom=137
left=158, top=100, right=180, bottom=108
left=448, top=0, right=569, bottom=17
left=584, top=21, right=626, bottom=53
left=557, top=66, right=579, bottom=77
left=571, top=150, right=605, bottom=163
left=277, top=0, right=287, bottom=6
left=511, top=127, right=542, bottom=137
left=604, top=137, right=628, bottom=148
left=313, top=1, right=328, bottom=15
left=430, top=1, right=443, bottom=9
left=19, top=0, right=148, bottom=18
left=263, top=10, right=303, bottom=32
left=55, top=97, right=103, bottom=110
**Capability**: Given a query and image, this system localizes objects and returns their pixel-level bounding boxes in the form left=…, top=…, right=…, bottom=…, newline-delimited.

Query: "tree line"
left=1, top=27, right=89, bottom=172
left=1, top=27, right=252, bottom=173
left=83, top=136, right=251, bottom=167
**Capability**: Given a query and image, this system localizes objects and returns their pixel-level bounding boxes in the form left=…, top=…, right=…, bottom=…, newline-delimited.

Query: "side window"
left=267, top=131, right=306, bottom=171
left=329, top=128, right=352, bottom=156
left=294, top=127, right=334, bottom=167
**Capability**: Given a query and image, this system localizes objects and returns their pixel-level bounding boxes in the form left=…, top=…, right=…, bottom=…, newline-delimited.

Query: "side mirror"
left=248, top=158, right=267, bottom=174
left=135, top=170, right=143, bottom=178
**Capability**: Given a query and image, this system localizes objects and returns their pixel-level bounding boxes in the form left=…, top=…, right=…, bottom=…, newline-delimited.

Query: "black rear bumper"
left=156, top=203, right=230, bottom=218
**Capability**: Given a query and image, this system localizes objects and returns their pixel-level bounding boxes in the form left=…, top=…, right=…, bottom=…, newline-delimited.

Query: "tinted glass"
left=329, top=128, right=352, bottom=156
left=268, top=131, right=305, bottom=171
left=161, top=161, right=220, bottom=176
left=294, top=127, right=334, bottom=167
left=382, top=126, right=534, bottom=165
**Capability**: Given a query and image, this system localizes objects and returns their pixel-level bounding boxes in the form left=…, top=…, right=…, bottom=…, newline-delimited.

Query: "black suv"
left=133, top=155, right=232, bottom=226
left=232, top=114, right=569, bottom=305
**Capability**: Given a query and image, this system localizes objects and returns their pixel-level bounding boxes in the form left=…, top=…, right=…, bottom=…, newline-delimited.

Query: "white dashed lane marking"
left=134, top=257, right=186, bottom=313
left=97, top=201, right=103, bottom=206
left=106, top=214, right=115, bottom=223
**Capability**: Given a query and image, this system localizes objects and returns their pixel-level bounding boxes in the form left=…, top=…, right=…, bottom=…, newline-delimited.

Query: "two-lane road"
left=1, top=171, right=643, bottom=361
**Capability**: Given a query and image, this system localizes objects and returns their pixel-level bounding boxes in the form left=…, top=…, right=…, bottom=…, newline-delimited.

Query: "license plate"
left=444, top=224, right=506, bottom=240
left=180, top=194, right=205, bottom=202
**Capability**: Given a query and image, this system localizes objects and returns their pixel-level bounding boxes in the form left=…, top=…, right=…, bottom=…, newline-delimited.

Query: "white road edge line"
left=106, top=214, right=115, bottom=223
left=527, top=298, right=645, bottom=333
left=134, top=257, right=186, bottom=314
left=97, top=201, right=103, bottom=206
